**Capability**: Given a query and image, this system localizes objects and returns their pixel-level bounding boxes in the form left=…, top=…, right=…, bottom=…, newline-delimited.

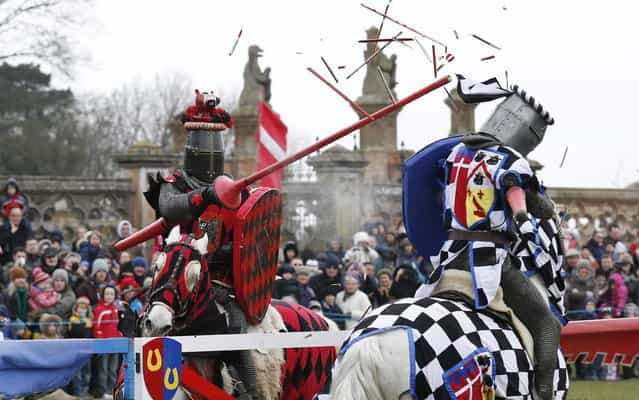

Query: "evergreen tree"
left=0, top=63, right=89, bottom=175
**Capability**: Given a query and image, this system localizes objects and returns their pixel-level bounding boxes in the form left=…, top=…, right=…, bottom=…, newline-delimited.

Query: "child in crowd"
left=119, top=276, right=143, bottom=315
left=273, top=264, right=299, bottom=303
left=90, top=285, right=121, bottom=398
left=295, top=270, right=316, bottom=308
left=67, top=296, right=93, bottom=397
left=33, top=313, right=63, bottom=339
left=28, top=268, right=60, bottom=312
left=321, top=286, right=345, bottom=330
left=80, top=231, right=104, bottom=269
left=132, top=256, right=148, bottom=287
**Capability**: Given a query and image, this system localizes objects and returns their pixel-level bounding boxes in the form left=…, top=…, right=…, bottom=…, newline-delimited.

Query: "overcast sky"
left=73, top=0, right=638, bottom=188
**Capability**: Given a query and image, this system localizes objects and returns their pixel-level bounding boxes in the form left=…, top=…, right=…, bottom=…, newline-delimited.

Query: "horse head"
left=141, top=226, right=209, bottom=337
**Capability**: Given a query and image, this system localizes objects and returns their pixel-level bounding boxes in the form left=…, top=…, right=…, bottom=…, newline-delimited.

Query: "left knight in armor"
left=144, top=90, right=257, bottom=400
left=417, top=84, right=565, bottom=400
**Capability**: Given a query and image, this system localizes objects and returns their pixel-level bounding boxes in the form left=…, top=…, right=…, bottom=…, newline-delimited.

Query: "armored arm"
left=159, top=183, right=220, bottom=223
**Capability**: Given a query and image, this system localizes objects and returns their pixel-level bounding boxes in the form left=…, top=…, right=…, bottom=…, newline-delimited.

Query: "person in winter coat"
left=336, top=274, right=371, bottom=330
left=76, top=258, right=110, bottom=306
left=36, top=268, right=76, bottom=320
left=586, top=231, right=606, bottom=265
left=390, top=264, right=420, bottom=300
left=566, top=259, right=597, bottom=315
left=0, top=201, right=31, bottom=265
left=90, top=286, right=122, bottom=398
left=49, top=229, right=70, bottom=252
left=131, top=256, right=149, bottom=287
left=119, top=276, right=143, bottom=315
left=598, top=270, right=629, bottom=318
left=396, top=238, right=426, bottom=283
left=6, top=265, right=30, bottom=323
left=32, top=313, right=63, bottom=339
left=321, top=285, right=345, bottom=330
left=67, top=296, right=93, bottom=397
left=0, top=177, right=28, bottom=209
left=309, top=254, right=342, bottom=301
left=342, top=231, right=380, bottom=268
left=28, top=268, right=60, bottom=313
left=272, top=264, right=300, bottom=303
left=371, top=268, right=393, bottom=307
left=80, top=231, right=105, bottom=269
left=39, top=246, right=61, bottom=275
left=295, top=270, right=317, bottom=307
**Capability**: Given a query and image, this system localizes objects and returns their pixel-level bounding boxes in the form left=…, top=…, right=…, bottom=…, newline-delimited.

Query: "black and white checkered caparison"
left=511, top=85, right=554, bottom=125
left=342, top=296, right=569, bottom=400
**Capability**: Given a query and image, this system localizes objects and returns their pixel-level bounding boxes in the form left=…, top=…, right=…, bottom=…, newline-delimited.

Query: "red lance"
left=114, top=75, right=452, bottom=251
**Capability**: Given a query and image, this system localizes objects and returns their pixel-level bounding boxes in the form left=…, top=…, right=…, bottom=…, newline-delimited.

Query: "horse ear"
left=191, top=234, right=208, bottom=256
left=184, top=260, right=202, bottom=293
left=166, top=225, right=182, bottom=245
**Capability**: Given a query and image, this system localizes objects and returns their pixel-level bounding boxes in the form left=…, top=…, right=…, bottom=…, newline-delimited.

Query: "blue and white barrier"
left=0, top=331, right=349, bottom=399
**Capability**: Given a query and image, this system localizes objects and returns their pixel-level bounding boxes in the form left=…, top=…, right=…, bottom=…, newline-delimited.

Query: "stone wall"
left=0, top=175, right=135, bottom=241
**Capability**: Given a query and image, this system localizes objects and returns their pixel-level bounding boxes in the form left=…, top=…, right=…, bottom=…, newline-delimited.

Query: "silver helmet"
left=479, top=85, right=554, bottom=156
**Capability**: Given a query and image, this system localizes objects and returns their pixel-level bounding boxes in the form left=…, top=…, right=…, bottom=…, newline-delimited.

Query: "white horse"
left=330, top=270, right=569, bottom=400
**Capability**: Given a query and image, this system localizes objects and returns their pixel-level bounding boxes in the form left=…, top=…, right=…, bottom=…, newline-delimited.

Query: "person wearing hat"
left=67, top=296, right=93, bottom=397
left=40, top=246, right=61, bottom=275
left=295, top=269, right=317, bottom=308
left=49, top=229, right=70, bottom=252
left=131, top=256, right=149, bottom=287
left=7, top=265, right=30, bottom=323
left=75, top=258, right=110, bottom=305
left=272, top=264, right=299, bottom=302
left=0, top=200, right=31, bottom=265
left=321, top=284, right=345, bottom=330
left=0, top=177, right=28, bottom=213
left=342, top=231, right=379, bottom=268
left=309, top=253, right=343, bottom=301
left=28, top=267, right=60, bottom=313
left=36, top=268, right=76, bottom=320
left=119, top=276, right=143, bottom=315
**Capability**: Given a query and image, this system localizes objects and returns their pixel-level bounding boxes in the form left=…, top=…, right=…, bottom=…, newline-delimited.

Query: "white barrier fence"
left=132, top=331, right=350, bottom=399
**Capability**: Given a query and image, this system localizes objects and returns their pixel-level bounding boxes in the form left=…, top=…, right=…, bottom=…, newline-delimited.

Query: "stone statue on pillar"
left=444, top=87, right=477, bottom=136
left=361, top=27, right=397, bottom=102
left=238, top=45, right=271, bottom=111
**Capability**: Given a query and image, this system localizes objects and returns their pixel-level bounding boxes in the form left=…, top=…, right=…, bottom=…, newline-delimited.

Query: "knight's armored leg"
left=223, top=298, right=257, bottom=399
left=501, top=257, right=560, bottom=400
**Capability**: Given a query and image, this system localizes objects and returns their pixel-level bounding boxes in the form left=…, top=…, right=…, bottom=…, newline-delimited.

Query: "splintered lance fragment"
left=376, top=0, right=393, bottom=39
left=321, top=56, right=339, bottom=83
left=471, top=34, right=502, bottom=50
left=228, top=27, right=243, bottom=56
left=358, top=38, right=414, bottom=43
left=347, top=31, right=402, bottom=80
left=560, top=146, right=568, bottom=168
left=432, top=45, right=437, bottom=78
left=360, top=3, right=445, bottom=47
left=377, top=66, right=396, bottom=103
left=414, top=38, right=432, bottom=64
left=480, top=55, right=496, bottom=61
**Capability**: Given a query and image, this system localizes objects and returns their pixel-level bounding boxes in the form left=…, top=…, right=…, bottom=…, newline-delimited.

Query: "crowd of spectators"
left=1, top=176, right=639, bottom=398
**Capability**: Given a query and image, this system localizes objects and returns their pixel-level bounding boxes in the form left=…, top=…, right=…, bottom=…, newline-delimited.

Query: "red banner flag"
left=256, top=101, right=288, bottom=189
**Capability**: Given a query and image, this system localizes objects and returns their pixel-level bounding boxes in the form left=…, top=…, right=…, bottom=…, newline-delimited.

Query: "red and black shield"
left=232, top=187, right=282, bottom=324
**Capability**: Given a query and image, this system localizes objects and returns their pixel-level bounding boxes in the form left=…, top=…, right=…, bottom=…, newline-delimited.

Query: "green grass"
left=568, top=379, right=639, bottom=400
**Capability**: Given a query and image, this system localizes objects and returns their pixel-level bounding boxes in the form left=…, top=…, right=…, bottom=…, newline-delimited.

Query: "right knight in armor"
left=144, top=90, right=257, bottom=399
left=417, top=84, right=566, bottom=400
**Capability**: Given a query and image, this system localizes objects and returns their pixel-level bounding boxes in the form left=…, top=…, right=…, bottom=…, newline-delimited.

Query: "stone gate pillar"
left=445, top=87, right=477, bottom=136
left=114, top=142, right=180, bottom=229
left=307, top=145, right=369, bottom=243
